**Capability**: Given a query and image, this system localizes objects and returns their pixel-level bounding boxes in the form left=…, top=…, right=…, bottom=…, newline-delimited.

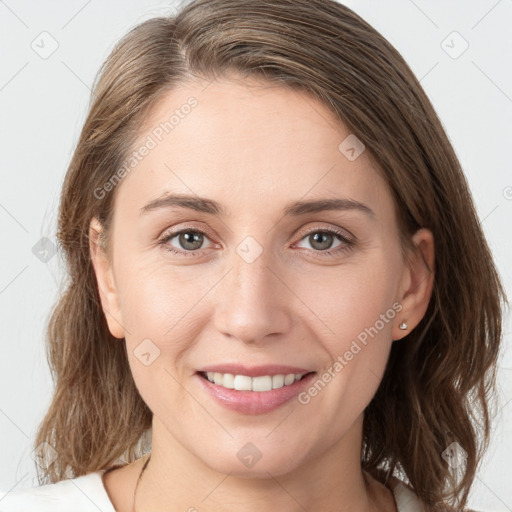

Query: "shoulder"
left=388, top=476, right=481, bottom=512
left=389, top=476, right=429, bottom=512
left=0, top=471, right=115, bottom=512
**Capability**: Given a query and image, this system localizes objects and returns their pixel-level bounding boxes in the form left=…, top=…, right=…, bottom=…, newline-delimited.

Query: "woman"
left=0, top=0, right=506, bottom=510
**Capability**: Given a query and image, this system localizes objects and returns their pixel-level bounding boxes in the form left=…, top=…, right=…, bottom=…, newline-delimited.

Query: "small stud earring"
left=399, top=322, right=408, bottom=330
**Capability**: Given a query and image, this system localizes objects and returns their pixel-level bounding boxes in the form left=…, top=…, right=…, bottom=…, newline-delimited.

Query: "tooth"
left=272, top=374, right=284, bottom=389
left=204, top=372, right=307, bottom=390
left=284, top=373, right=295, bottom=385
left=234, top=375, right=252, bottom=391
left=252, top=375, right=273, bottom=392
left=222, top=373, right=235, bottom=389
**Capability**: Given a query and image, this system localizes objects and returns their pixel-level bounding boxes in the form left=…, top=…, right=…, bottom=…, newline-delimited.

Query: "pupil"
left=181, top=231, right=203, bottom=250
left=311, top=232, right=332, bottom=251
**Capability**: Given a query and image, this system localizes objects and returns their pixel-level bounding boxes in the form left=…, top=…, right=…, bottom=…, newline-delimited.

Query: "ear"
left=393, top=228, right=435, bottom=341
left=89, top=217, right=126, bottom=339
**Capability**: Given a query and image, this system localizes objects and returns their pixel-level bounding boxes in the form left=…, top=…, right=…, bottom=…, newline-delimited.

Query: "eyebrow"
left=140, top=193, right=375, bottom=219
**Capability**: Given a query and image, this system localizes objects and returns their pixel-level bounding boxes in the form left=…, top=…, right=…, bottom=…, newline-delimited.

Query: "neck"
left=133, top=415, right=394, bottom=512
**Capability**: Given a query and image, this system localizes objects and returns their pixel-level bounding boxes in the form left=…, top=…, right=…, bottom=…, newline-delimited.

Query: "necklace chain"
left=132, top=452, right=151, bottom=512
left=131, top=455, right=395, bottom=512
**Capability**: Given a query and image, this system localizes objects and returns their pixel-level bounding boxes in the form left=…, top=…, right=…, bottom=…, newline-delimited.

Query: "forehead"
left=113, top=77, right=394, bottom=221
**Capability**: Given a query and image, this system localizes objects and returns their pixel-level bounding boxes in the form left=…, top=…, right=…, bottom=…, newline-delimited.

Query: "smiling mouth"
left=197, top=370, right=315, bottom=392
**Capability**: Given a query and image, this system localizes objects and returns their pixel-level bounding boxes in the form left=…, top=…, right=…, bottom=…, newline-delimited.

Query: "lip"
left=196, top=364, right=313, bottom=378
left=195, top=370, right=317, bottom=415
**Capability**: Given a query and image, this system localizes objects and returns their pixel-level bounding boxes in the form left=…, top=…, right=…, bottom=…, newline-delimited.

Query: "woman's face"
left=91, top=76, right=432, bottom=477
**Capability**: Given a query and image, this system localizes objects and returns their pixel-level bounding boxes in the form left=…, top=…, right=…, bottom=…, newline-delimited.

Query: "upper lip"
left=197, top=364, right=314, bottom=378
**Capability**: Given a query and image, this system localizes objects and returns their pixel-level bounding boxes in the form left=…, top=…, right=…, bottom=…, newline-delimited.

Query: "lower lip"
left=195, top=372, right=316, bottom=415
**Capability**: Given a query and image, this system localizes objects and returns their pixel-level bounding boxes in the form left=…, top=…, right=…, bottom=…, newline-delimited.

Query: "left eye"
left=294, top=229, right=347, bottom=252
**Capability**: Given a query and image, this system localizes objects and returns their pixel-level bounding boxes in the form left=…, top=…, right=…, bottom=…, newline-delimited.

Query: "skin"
left=90, top=76, right=434, bottom=512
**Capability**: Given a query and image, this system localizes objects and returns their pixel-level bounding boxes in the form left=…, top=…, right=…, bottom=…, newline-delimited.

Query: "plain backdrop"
left=1, top=1, right=511, bottom=510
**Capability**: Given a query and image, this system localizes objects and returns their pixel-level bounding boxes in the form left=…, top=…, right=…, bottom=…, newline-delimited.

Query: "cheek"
left=120, top=266, right=204, bottom=411
left=115, top=252, right=195, bottom=333
left=293, top=255, right=400, bottom=411
left=115, top=257, right=215, bottom=375
left=295, top=258, right=399, bottom=344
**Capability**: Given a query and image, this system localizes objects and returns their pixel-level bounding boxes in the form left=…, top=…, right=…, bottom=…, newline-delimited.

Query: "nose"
left=213, top=246, right=292, bottom=345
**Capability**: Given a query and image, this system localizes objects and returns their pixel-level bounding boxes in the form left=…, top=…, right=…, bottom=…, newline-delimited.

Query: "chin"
left=202, top=448, right=304, bottom=479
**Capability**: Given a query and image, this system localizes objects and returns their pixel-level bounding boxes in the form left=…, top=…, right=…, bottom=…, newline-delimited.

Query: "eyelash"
left=158, top=225, right=355, bottom=259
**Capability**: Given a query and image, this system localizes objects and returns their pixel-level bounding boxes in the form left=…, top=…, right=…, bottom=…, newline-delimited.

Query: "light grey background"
left=1, top=1, right=511, bottom=510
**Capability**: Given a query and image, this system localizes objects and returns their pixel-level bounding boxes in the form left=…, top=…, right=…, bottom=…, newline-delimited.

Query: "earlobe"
left=89, top=217, right=126, bottom=340
left=393, top=228, right=435, bottom=341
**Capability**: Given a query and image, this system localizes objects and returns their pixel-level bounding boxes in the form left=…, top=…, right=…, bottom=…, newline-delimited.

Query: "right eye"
left=159, top=228, right=216, bottom=256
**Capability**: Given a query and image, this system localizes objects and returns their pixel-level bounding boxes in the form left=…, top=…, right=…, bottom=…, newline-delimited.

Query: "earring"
left=399, top=321, right=408, bottom=330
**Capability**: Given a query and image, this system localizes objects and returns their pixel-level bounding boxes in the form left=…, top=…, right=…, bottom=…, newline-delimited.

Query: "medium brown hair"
left=34, top=0, right=508, bottom=509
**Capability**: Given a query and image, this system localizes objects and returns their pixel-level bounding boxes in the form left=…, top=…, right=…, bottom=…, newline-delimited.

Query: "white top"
left=0, top=471, right=427, bottom=511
